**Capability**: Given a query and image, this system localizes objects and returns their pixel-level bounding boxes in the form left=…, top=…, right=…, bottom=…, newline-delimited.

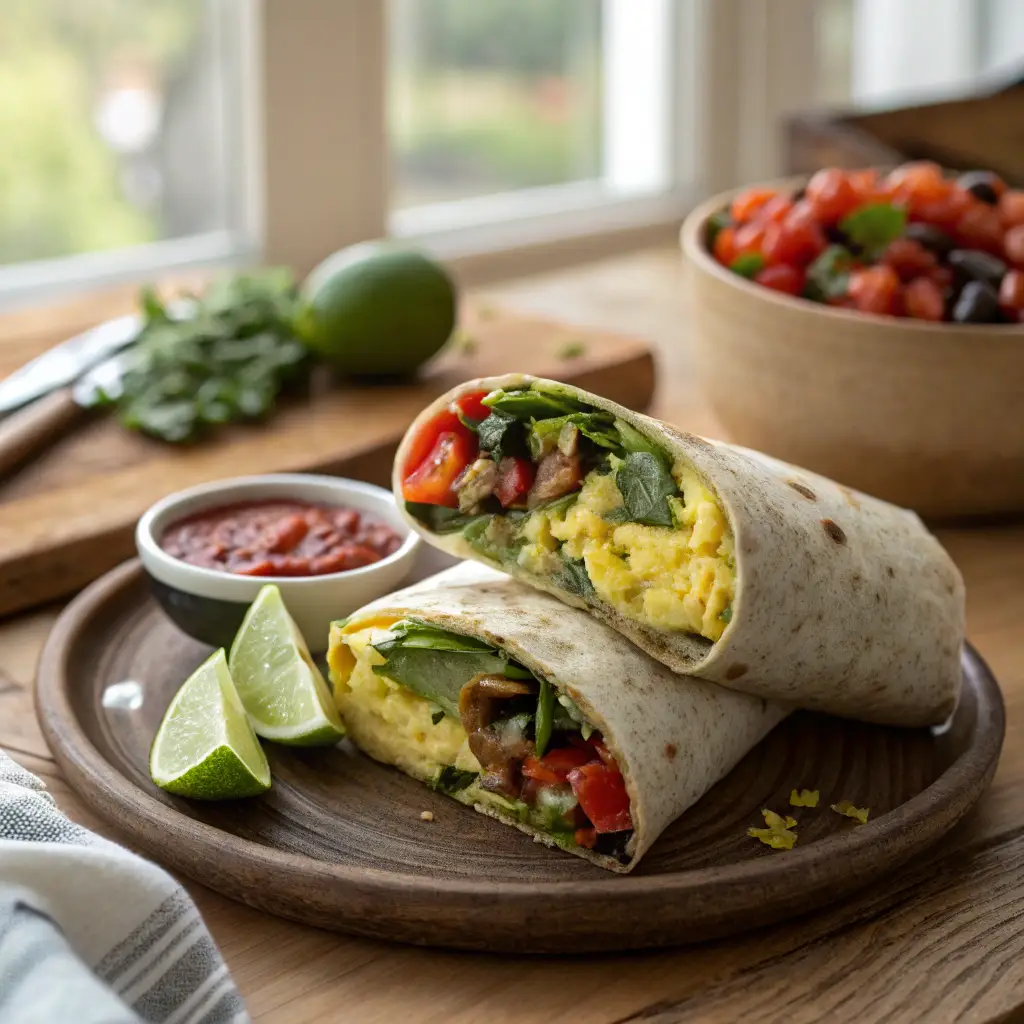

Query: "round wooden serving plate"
left=36, top=560, right=1004, bottom=954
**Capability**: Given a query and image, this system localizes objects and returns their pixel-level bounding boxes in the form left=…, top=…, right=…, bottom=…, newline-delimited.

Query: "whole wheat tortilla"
left=335, top=562, right=788, bottom=873
left=393, top=375, right=965, bottom=727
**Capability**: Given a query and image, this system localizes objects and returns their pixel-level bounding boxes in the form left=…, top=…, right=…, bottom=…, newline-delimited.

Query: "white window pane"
left=0, top=0, right=244, bottom=269
left=816, top=0, right=1024, bottom=110
left=389, top=0, right=605, bottom=209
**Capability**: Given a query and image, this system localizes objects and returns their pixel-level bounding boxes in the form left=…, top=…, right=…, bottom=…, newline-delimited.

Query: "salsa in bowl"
left=136, top=474, right=420, bottom=651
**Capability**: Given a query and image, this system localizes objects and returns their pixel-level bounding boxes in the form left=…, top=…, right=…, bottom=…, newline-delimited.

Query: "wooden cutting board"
left=0, top=301, right=654, bottom=617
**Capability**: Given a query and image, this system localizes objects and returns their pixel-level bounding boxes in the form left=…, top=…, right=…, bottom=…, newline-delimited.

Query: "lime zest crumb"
left=831, top=800, right=869, bottom=824
left=476, top=303, right=498, bottom=320
left=748, top=808, right=798, bottom=850
left=790, top=788, right=820, bottom=808
left=557, top=340, right=587, bottom=360
left=419, top=810, right=435, bottom=822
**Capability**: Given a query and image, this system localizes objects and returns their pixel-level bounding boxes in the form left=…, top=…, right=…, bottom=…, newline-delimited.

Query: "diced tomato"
left=924, top=264, right=955, bottom=291
left=401, top=408, right=464, bottom=478
left=494, top=456, right=535, bottom=508
left=848, top=265, right=901, bottom=316
left=1004, top=224, right=1024, bottom=266
left=762, top=209, right=826, bottom=267
left=848, top=168, right=888, bottom=203
left=568, top=762, right=633, bottom=833
left=881, top=238, right=936, bottom=281
left=903, top=277, right=945, bottom=321
left=887, top=161, right=946, bottom=200
left=954, top=202, right=1004, bottom=254
left=755, top=194, right=794, bottom=224
left=451, top=389, right=492, bottom=425
left=754, top=264, right=805, bottom=296
left=805, top=168, right=860, bottom=224
left=713, top=225, right=738, bottom=265
left=574, top=827, right=598, bottom=850
left=999, top=270, right=1024, bottom=313
left=909, top=187, right=971, bottom=231
left=999, top=190, right=1024, bottom=229
left=401, top=431, right=475, bottom=507
left=522, top=746, right=595, bottom=784
left=731, top=187, right=777, bottom=223
left=733, top=222, right=766, bottom=256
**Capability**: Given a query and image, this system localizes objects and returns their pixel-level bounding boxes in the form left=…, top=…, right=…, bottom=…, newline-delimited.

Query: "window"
left=816, top=0, right=1024, bottom=110
left=390, top=0, right=604, bottom=209
left=387, top=0, right=684, bottom=252
left=0, top=0, right=250, bottom=305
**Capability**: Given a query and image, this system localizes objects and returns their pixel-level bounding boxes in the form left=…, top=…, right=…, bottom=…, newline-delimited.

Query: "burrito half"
left=393, top=375, right=965, bottom=727
left=328, top=563, right=787, bottom=873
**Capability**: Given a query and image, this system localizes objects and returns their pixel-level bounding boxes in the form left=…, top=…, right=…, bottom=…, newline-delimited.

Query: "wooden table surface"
left=5, top=248, right=1024, bottom=1023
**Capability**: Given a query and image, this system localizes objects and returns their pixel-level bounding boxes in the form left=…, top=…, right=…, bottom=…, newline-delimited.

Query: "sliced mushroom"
left=458, top=673, right=533, bottom=735
left=528, top=451, right=582, bottom=509
left=454, top=458, right=498, bottom=512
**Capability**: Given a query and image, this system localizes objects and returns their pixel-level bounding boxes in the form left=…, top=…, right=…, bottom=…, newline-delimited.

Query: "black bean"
left=952, top=280, right=1001, bottom=323
left=957, top=171, right=1000, bottom=205
left=905, top=222, right=955, bottom=258
left=593, top=829, right=634, bottom=863
left=947, top=249, right=1007, bottom=288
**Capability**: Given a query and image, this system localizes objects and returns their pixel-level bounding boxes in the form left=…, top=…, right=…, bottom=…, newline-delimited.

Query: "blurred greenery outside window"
left=0, top=0, right=243, bottom=270
left=389, top=0, right=605, bottom=209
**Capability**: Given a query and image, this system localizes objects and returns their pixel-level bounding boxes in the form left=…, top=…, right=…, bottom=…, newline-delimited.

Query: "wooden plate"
left=36, top=560, right=1004, bottom=954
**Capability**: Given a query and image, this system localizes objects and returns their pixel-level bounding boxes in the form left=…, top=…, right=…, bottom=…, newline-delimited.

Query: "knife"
left=0, top=313, right=142, bottom=416
left=0, top=301, right=192, bottom=478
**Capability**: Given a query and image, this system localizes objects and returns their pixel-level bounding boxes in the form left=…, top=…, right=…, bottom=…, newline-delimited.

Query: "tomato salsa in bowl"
left=136, top=475, right=419, bottom=651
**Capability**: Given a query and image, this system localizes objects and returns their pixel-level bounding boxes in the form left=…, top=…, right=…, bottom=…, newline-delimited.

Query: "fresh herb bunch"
left=91, top=270, right=310, bottom=443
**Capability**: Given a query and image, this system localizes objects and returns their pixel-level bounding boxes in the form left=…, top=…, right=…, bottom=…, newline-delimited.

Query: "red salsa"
left=160, top=499, right=402, bottom=577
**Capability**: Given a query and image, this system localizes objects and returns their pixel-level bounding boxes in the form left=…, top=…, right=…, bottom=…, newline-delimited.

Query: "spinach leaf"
left=431, top=709, right=445, bottom=725
left=613, top=451, right=677, bottom=527
left=431, top=767, right=477, bottom=794
left=477, top=409, right=521, bottom=459
left=371, top=645, right=507, bottom=717
left=613, top=418, right=662, bottom=457
left=729, top=252, right=766, bottom=279
left=482, top=387, right=589, bottom=421
left=404, top=501, right=488, bottom=534
left=372, top=620, right=538, bottom=718
left=535, top=678, right=555, bottom=756
left=805, top=245, right=854, bottom=301
left=381, top=620, right=496, bottom=653
left=529, top=413, right=621, bottom=458
left=839, top=202, right=907, bottom=258
left=554, top=558, right=597, bottom=601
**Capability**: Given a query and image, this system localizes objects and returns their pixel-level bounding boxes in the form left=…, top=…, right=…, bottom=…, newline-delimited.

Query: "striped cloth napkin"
left=0, top=749, right=248, bottom=1023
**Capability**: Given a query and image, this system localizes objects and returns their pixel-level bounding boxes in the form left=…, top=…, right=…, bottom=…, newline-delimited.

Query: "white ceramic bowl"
left=136, top=473, right=420, bottom=652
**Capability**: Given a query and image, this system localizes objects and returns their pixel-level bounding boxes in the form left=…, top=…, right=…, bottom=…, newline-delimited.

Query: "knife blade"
left=0, top=313, right=142, bottom=416
left=0, top=298, right=194, bottom=416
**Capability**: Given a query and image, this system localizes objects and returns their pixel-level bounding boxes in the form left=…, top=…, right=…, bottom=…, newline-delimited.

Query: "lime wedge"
left=229, top=584, right=345, bottom=746
left=150, top=649, right=271, bottom=799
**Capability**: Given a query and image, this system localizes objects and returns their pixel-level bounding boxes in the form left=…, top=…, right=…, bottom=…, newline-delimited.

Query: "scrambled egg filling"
left=516, top=463, right=736, bottom=641
left=327, top=625, right=479, bottom=783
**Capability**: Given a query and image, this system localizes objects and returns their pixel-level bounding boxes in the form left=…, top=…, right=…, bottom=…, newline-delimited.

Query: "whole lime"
left=299, top=242, right=457, bottom=376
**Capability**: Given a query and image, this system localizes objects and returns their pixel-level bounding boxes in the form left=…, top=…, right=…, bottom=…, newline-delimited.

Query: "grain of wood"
left=3, top=247, right=1023, bottom=1022
left=0, top=303, right=654, bottom=616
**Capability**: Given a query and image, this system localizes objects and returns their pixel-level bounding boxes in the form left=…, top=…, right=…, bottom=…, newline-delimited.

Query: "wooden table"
left=5, top=248, right=1024, bottom=1023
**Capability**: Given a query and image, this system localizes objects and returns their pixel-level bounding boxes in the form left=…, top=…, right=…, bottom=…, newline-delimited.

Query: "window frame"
left=0, top=0, right=823, bottom=309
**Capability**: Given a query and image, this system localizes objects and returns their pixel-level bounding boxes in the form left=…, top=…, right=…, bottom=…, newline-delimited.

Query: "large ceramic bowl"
left=136, top=473, right=420, bottom=651
left=680, top=184, right=1024, bottom=519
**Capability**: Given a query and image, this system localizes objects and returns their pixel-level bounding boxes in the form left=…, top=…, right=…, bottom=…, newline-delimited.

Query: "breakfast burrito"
left=328, top=562, right=787, bottom=873
left=393, top=375, right=965, bottom=727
